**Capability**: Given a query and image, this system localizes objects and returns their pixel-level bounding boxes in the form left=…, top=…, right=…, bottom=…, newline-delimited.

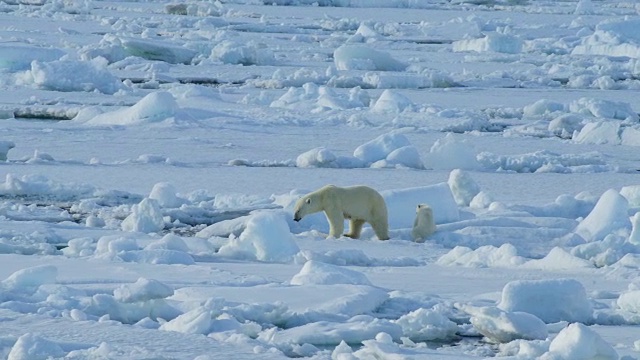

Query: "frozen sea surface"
left=1, top=0, right=640, bottom=358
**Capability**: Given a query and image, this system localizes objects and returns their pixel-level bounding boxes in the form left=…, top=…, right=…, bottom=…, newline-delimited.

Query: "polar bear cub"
left=411, top=203, right=436, bottom=242
left=293, top=184, right=389, bottom=240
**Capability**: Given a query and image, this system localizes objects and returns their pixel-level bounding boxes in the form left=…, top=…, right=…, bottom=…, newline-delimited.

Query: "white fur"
left=293, top=184, right=389, bottom=240
left=411, top=204, right=436, bottom=242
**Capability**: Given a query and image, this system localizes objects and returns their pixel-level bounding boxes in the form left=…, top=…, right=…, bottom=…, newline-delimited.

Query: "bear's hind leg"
left=371, top=219, right=390, bottom=240
left=346, top=219, right=365, bottom=239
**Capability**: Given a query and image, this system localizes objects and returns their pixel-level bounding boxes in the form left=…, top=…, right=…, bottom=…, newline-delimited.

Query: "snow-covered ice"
left=498, top=279, right=593, bottom=324
left=2, top=0, right=640, bottom=358
left=460, top=305, right=548, bottom=344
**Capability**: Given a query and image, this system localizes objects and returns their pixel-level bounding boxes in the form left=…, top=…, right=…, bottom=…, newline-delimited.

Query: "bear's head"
left=293, top=193, right=323, bottom=222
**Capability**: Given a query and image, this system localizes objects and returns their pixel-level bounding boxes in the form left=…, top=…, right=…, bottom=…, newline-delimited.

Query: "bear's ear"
left=306, top=198, right=311, bottom=204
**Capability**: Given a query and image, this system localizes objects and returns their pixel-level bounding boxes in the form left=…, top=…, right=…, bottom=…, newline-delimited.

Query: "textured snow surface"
left=1, top=0, right=640, bottom=358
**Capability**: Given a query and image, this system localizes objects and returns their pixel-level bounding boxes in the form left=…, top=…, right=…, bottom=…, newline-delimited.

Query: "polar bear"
left=293, top=185, right=389, bottom=240
left=411, top=203, right=436, bottom=242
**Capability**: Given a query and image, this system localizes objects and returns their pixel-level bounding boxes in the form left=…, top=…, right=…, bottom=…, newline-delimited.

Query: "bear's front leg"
left=345, top=219, right=365, bottom=239
left=324, top=207, right=344, bottom=238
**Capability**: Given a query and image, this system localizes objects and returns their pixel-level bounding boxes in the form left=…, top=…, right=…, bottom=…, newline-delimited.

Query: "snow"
left=425, top=133, right=481, bottom=170
left=145, top=234, right=190, bottom=253
left=211, top=40, right=275, bottom=66
left=81, top=92, right=179, bottom=126
left=574, top=0, right=595, bottom=15
left=460, top=305, right=548, bottom=343
left=148, top=182, right=185, bottom=208
left=159, top=305, right=218, bottom=335
left=0, top=45, right=65, bottom=72
left=453, top=31, right=523, bottom=54
left=119, top=37, right=197, bottom=65
left=381, top=182, right=460, bottom=227
left=542, top=323, right=618, bottom=360
left=498, top=279, right=593, bottom=324
left=448, top=169, right=481, bottom=207
left=394, top=307, right=459, bottom=342
left=370, top=90, right=414, bottom=113
left=630, top=213, right=640, bottom=245
left=437, top=244, right=526, bottom=268
left=263, top=315, right=402, bottom=347
left=7, top=333, right=65, bottom=360
left=112, top=277, right=174, bottom=303
left=121, top=198, right=165, bottom=233
left=333, top=45, right=407, bottom=71
left=0, top=141, right=15, bottom=161
left=353, top=131, right=411, bottom=164
left=292, top=131, right=425, bottom=170
left=573, top=18, right=640, bottom=59
left=16, top=58, right=125, bottom=95
left=569, top=98, right=638, bottom=121
left=2, top=265, right=57, bottom=291
left=2, top=0, right=640, bottom=358
left=218, top=211, right=299, bottom=263
left=290, top=260, right=372, bottom=286
left=296, top=147, right=338, bottom=168
left=575, top=188, right=630, bottom=242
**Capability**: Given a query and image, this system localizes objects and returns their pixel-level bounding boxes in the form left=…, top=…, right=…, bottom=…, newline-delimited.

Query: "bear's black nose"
left=294, top=217, right=300, bottom=222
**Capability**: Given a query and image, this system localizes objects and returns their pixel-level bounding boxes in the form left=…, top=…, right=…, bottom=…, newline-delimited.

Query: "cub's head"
left=416, top=203, right=433, bottom=213
left=293, top=193, right=323, bottom=221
